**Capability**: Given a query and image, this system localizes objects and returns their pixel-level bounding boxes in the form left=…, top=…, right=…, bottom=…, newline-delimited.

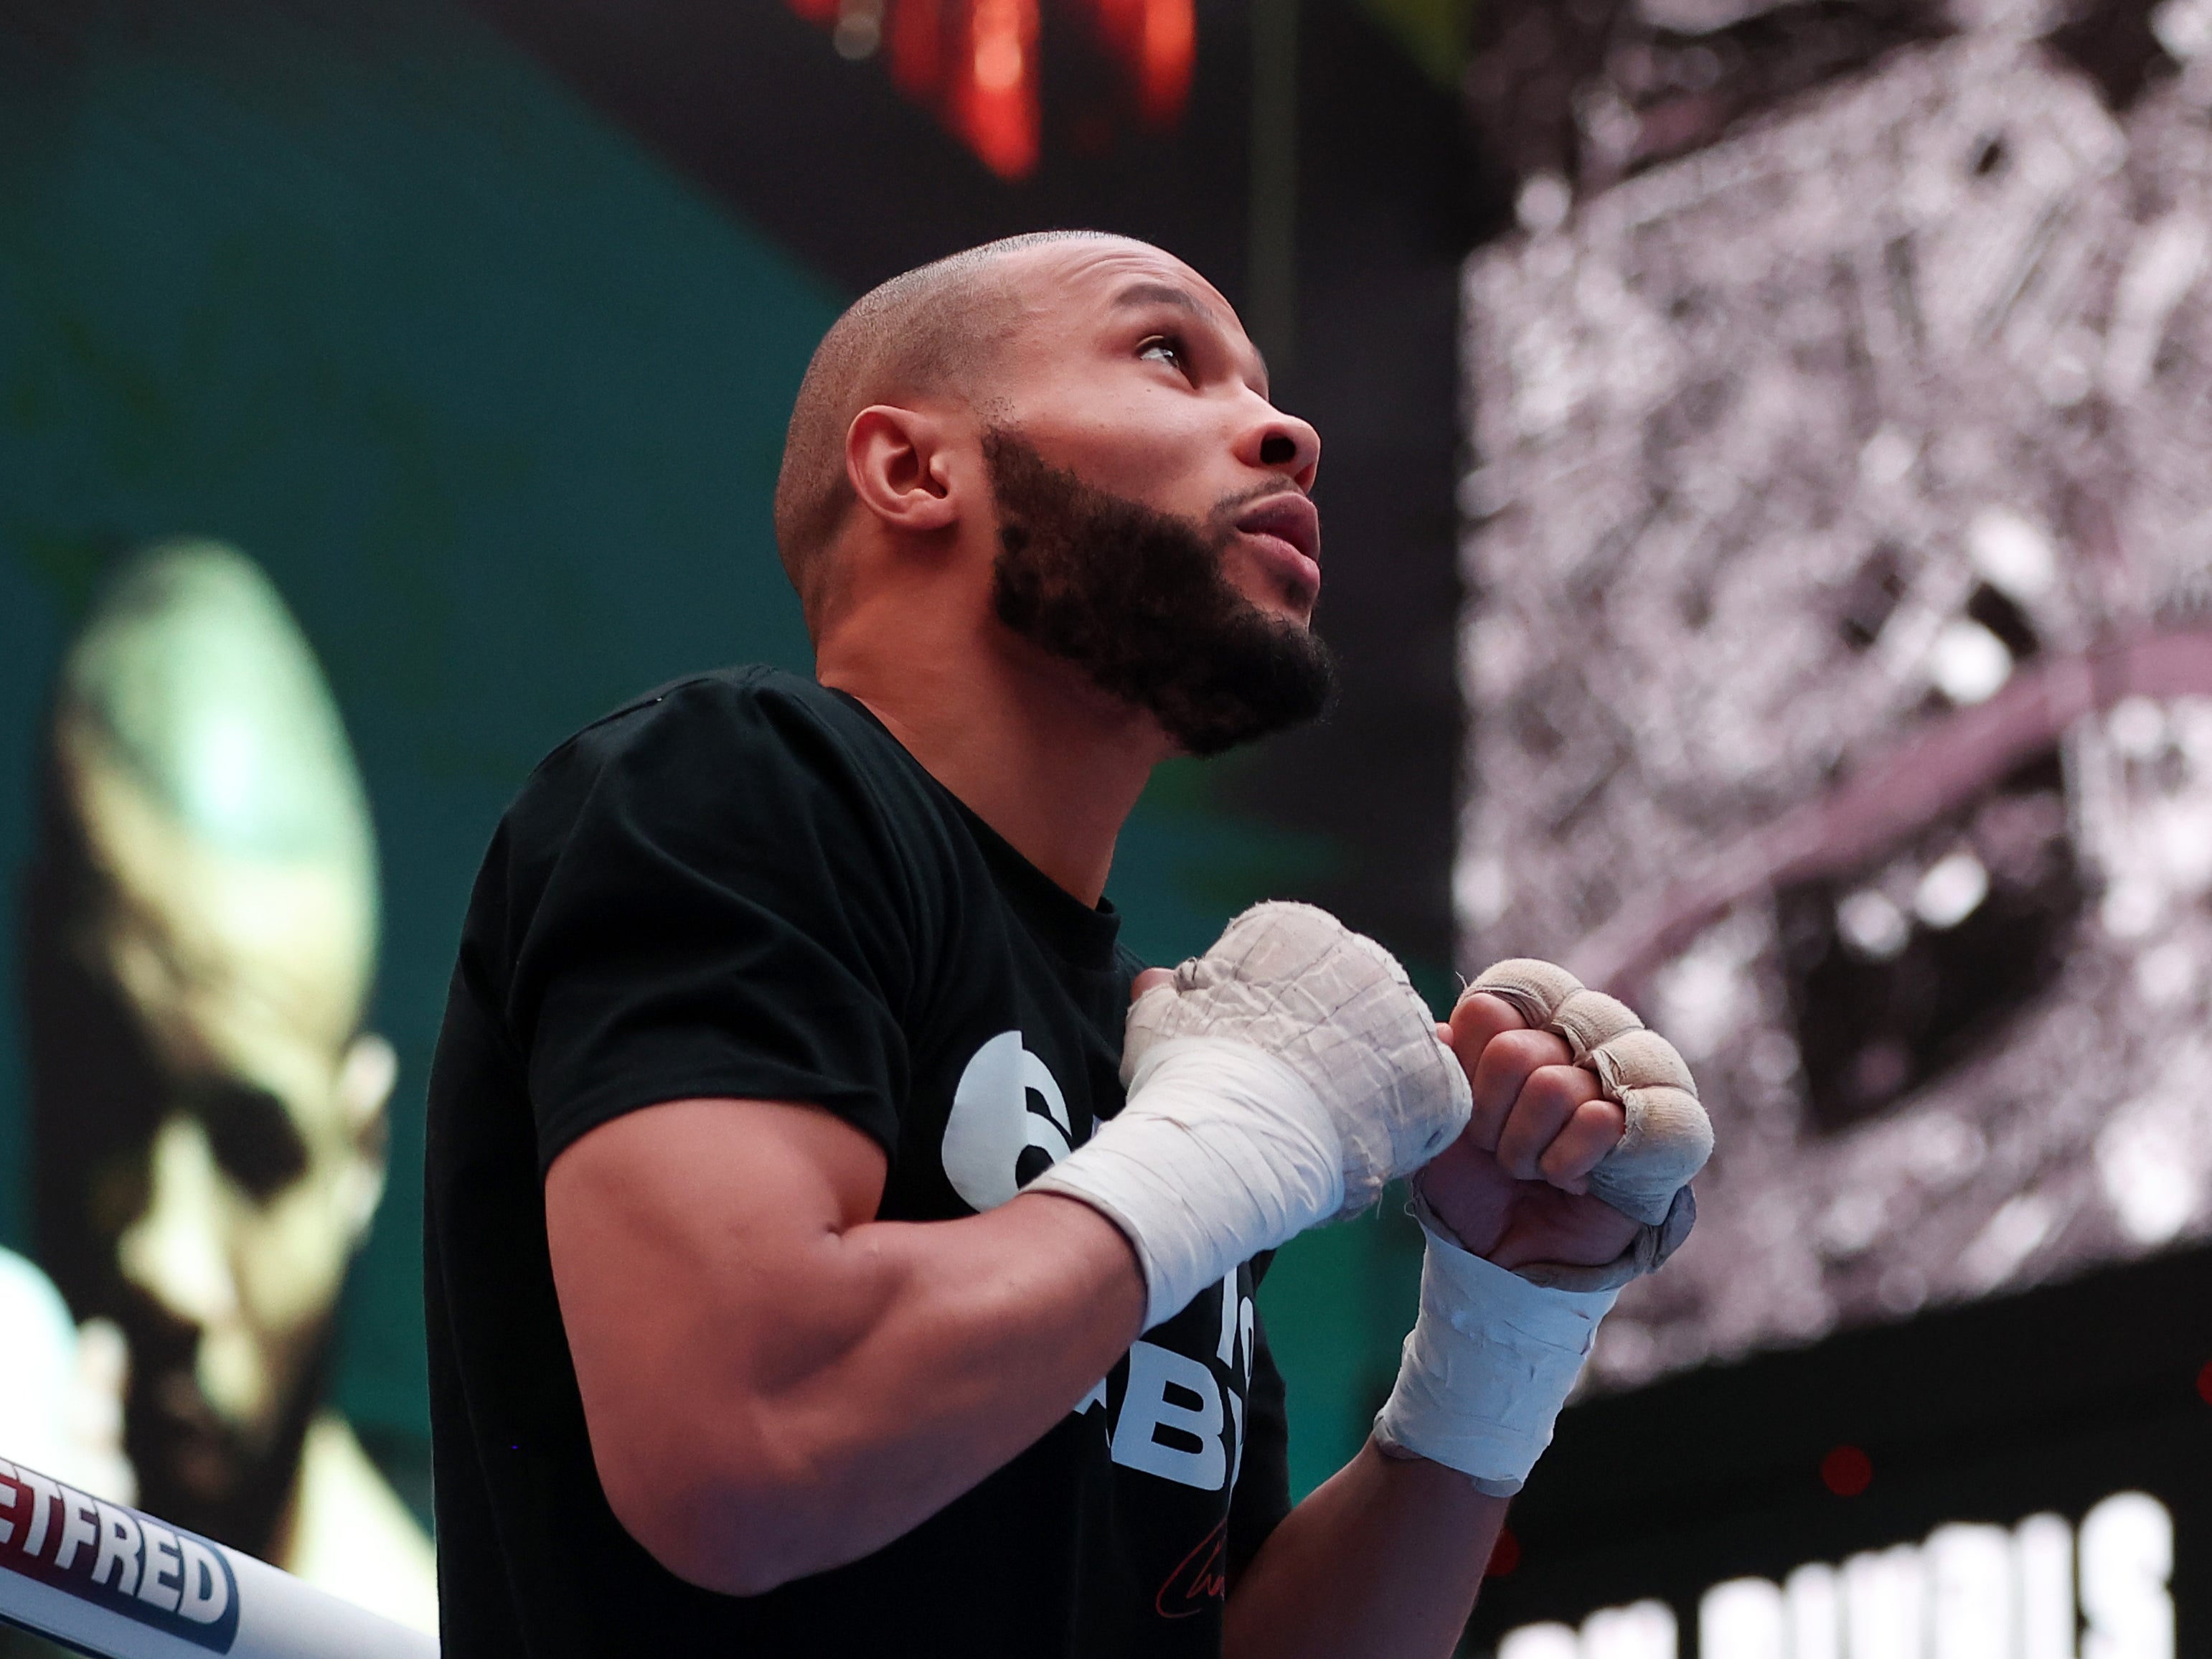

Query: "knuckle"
left=1571, top=1100, right=1628, bottom=1157
left=1526, top=1064, right=1591, bottom=1114
left=1536, top=1140, right=1586, bottom=1185
left=1496, top=1028, right=1571, bottom=1073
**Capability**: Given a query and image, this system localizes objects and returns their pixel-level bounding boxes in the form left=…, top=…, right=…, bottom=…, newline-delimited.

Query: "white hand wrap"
left=1372, top=1200, right=1618, bottom=1495
left=1462, top=958, right=1711, bottom=1292
left=1369, top=960, right=1714, bottom=1490
left=1121, top=902, right=1473, bottom=1218
left=1030, top=902, right=1471, bottom=1329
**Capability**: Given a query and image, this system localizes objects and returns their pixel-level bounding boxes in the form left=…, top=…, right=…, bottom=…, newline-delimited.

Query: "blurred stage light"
left=1088, top=0, right=1197, bottom=127
left=786, top=0, right=1195, bottom=177
left=1507, top=1496, right=2165, bottom=1659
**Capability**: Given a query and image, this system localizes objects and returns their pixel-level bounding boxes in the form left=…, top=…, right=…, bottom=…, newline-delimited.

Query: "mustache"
left=1206, top=479, right=1307, bottom=529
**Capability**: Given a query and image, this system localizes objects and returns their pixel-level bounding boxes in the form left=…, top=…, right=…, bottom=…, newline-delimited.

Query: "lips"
left=1233, top=492, right=1322, bottom=605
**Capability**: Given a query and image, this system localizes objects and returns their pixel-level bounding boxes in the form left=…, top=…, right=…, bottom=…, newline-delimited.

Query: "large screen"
left=1455, top=0, right=2212, bottom=1391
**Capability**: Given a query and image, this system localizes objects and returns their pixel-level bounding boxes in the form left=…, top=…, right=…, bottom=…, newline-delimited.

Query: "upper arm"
left=543, top=1096, right=889, bottom=1578
left=509, top=682, right=926, bottom=1175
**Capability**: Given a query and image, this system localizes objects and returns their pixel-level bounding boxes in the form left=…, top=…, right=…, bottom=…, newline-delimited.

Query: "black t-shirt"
left=424, top=667, right=1292, bottom=1658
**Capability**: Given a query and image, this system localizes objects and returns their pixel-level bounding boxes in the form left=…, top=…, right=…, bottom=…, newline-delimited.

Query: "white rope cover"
left=0, top=1453, right=435, bottom=1659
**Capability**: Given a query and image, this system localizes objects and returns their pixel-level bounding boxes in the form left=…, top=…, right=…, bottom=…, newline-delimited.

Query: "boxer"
left=423, top=232, right=1709, bottom=1659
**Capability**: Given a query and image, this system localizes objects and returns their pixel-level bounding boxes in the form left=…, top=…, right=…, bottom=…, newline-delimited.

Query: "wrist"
left=1406, top=1169, right=1500, bottom=1259
left=1372, top=1211, right=1617, bottom=1495
left=1029, top=1038, right=1343, bottom=1328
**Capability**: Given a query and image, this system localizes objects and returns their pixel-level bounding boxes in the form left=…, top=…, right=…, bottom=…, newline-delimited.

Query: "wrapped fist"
left=1374, top=961, right=1713, bottom=1491
left=1033, top=901, right=1471, bottom=1327
left=1123, top=901, right=1472, bottom=1219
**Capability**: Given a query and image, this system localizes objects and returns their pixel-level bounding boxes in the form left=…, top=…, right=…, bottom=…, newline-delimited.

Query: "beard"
left=121, top=1287, right=330, bottom=1559
left=984, top=428, right=1337, bottom=757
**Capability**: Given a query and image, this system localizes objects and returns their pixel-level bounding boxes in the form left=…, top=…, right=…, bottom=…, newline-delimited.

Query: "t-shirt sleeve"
left=499, top=680, right=931, bottom=1171
left=1226, top=1305, right=1294, bottom=1584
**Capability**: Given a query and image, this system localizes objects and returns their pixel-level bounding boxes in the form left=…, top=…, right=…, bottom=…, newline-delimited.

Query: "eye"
left=187, top=1078, right=311, bottom=1202
left=1138, top=334, right=1190, bottom=375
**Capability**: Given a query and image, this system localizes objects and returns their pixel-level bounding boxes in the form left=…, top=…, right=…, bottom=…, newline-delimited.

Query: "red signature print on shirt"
left=1155, top=1518, right=1229, bottom=1618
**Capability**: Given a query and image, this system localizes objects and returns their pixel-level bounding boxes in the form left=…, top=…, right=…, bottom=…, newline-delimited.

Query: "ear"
left=334, top=1033, right=396, bottom=1248
left=845, top=405, right=967, bottom=536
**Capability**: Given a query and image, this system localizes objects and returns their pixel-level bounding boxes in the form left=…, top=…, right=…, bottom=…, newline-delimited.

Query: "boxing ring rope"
left=0, top=1455, right=435, bottom=1659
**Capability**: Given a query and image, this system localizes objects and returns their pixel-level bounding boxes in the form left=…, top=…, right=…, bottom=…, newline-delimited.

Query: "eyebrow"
left=1110, top=281, right=1271, bottom=389
left=1112, top=279, right=1215, bottom=319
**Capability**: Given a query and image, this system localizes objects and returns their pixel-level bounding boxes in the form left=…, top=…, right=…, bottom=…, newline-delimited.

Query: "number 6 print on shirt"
left=941, top=1030, right=1078, bottom=1211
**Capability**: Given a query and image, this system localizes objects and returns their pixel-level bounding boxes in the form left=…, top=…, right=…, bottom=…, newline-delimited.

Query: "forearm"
left=1225, top=1440, right=1505, bottom=1659
left=615, top=1190, right=1143, bottom=1592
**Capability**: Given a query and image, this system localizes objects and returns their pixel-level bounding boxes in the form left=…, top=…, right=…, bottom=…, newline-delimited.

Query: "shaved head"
left=774, top=230, right=1137, bottom=628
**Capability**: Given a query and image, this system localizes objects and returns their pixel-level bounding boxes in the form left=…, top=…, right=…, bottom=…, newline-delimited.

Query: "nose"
left=119, top=1114, right=278, bottom=1428
left=118, top=1115, right=239, bottom=1333
left=1238, top=400, right=1320, bottom=492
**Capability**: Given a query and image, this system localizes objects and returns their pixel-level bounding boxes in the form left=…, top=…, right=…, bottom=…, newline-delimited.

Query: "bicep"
left=543, top=1099, right=889, bottom=1538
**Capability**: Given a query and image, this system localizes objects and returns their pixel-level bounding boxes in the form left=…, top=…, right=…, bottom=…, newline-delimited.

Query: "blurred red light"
left=888, top=0, right=945, bottom=98
left=1082, top=0, right=1194, bottom=127
left=1487, top=1527, right=1522, bottom=1576
left=2195, top=1359, right=2212, bottom=1405
left=786, top=0, right=1191, bottom=177
left=1821, top=1444, right=1873, bottom=1497
left=950, top=0, right=1041, bottom=178
left=1137, top=0, right=1194, bottom=125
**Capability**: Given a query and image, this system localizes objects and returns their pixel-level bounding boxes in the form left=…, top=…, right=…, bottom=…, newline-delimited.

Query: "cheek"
left=1026, top=398, right=1218, bottom=512
left=232, top=1172, right=353, bottom=1341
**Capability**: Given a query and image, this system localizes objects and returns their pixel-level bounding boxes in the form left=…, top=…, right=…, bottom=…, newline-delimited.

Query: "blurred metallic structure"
left=1456, top=0, right=2212, bottom=1386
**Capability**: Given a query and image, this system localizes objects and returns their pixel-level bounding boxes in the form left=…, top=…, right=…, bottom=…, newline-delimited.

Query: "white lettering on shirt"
left=1113, top=1340, right=1227, bottom=1490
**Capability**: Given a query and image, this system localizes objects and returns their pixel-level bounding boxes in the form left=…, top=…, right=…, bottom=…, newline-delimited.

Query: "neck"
left=816, top=611, right=1167, bottom=907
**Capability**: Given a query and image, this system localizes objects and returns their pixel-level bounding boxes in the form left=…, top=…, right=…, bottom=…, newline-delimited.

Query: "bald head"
left=55, top=538, right=376, bottom=876
left=774, top=230, right=1143, bottom=629
left=47, top=537, right=381, bottom=1033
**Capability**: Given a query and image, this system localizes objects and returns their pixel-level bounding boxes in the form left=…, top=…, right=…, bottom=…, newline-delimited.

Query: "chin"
left=1229, top=581, right=1309, bottom=628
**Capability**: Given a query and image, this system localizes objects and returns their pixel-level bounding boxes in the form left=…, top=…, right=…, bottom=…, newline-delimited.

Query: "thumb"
left=1121, top=967, right=1182, bottom=1089
left=1131, top=967, right=1175, bottom=1002
left=1446, top=990, right=1532, bottom=1077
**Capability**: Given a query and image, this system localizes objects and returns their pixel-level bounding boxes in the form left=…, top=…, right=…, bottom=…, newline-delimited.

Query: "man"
left=18, top=540, right=438, bottom=1635
left=424, top=232, right=1708, bottom=1657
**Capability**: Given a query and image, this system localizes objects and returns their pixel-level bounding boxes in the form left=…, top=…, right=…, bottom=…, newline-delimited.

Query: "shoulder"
left=507, top=667, right=921, bottom=838
left=484, top=667, right=969, bottom=947
left=559, top=665, right=880, bottom=777
left=463, top=669, right=912, bottom=951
